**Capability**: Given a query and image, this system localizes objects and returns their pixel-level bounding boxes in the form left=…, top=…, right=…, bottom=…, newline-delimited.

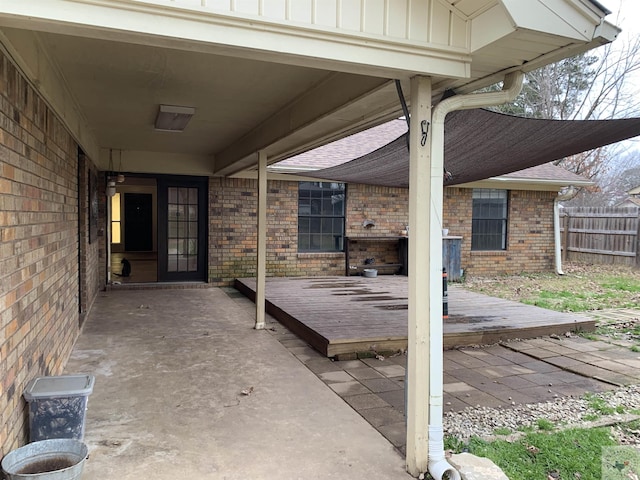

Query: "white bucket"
left=363, top=269, right=378, bottom=278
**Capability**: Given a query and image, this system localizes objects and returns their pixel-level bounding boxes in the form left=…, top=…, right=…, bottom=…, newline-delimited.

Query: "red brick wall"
left=0, top=51, right=96, bottom=456
left=208, top=178, right=344, bottom=285
left=346, top=184, right=409, bottom=236
left=208, top=181, right=556, bottom=284
left=443, top=187, right=556, bottom=277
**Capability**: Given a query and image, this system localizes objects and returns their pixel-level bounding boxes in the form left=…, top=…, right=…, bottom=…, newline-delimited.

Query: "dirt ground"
left=462, top=262, right=640, bottom=313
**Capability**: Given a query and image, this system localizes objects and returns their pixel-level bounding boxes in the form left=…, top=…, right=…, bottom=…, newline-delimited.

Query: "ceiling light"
left=154, top=105, right=195, bottom=132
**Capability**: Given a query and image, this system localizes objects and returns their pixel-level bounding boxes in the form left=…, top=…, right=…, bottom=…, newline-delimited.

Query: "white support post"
left=406, top=75, right=435, bottom=476
left=255, top=150, right=267, bottom=330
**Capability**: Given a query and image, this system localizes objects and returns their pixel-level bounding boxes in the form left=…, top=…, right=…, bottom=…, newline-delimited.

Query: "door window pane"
left=167, top=187, right=199, bottom=272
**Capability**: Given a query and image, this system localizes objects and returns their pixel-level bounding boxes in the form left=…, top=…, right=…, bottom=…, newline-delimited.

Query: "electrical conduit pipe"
left=427, top=71, right=524, bottom=480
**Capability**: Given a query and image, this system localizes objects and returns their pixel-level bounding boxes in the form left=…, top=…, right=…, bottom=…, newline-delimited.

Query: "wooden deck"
left=234, top=276, right=596, bottom=358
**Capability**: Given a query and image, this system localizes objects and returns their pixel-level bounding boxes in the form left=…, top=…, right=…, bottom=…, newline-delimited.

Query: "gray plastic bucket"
left=1, top=439, right=88, bottom=480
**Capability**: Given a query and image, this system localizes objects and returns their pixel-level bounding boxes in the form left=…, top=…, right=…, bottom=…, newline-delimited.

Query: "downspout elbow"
left=433, top=71, right=525, bottom=125
left=428, top=426, right=461, bottom=480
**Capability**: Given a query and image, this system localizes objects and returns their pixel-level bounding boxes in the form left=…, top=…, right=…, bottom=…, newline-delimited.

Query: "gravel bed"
left=443, top=384, right=640, bottom=444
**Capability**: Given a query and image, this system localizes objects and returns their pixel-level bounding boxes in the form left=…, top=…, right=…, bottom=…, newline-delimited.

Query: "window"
left=471, top=189, right=508, bottom=250
left=298, top=182, right=345, bottom=252
left=111, top=193, right=121, bottom=244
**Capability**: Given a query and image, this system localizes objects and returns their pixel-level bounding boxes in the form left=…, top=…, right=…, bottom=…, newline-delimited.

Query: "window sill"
left=297, top=252, right=344, bottom=259
left=471, top=250, right=507, bottom=256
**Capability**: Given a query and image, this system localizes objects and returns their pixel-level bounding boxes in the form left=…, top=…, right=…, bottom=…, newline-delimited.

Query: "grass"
left=449, top=427, right=619, bottom=480
left=463, top=263, right=640, bottom=313
left=535, top=418, right=555, bottom=431
left=451, top=263, right=640, bottom=478
left=585, top=393, right=616, bottom=416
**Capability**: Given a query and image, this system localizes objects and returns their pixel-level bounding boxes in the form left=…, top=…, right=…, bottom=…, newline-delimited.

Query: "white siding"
left=128, top=0, right=468, bottom=48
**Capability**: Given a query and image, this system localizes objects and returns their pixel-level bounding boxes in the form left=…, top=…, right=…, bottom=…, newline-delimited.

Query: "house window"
left=298, top=182, right=345, bottom=252
left=471, top=189, right=508, bottom=251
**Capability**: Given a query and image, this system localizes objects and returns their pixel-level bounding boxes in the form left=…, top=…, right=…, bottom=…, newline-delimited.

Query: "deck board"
left=235, top=276, right=596, bottom=357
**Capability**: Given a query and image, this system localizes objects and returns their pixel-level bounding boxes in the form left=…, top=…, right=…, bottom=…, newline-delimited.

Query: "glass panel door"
left=167, top=187, right=199, bottom=272
left=158, top=177, right=207, bottom=282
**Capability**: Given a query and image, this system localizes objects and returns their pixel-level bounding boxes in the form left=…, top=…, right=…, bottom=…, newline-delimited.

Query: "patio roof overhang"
left=0, top=0, right=620, bottom=177
left=296, top=109, right=640, bottom=188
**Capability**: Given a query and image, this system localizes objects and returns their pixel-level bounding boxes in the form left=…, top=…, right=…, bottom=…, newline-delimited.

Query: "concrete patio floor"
left=62, top=286, right=640, bottom=479
left=64, top=288, right=411, bottom=479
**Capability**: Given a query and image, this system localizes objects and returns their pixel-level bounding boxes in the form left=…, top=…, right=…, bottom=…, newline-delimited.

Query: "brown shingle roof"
left=277, top=119, right=407, bottom=169
left=502, top=163, right=590, bottom=183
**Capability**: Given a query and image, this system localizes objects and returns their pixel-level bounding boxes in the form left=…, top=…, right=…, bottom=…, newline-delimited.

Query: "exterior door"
left=124, top=193, right=153, bottom=251
left=157, top=177, right=207, bottom=282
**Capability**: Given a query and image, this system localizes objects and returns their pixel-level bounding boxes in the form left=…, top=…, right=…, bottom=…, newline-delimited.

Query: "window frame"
left=297, top=181, right=346, bottom=253
left=471, top=188, right=508, bottom=251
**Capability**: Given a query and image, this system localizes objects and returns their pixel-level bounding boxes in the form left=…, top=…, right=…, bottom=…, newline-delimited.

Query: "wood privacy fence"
left=560, top=206, right=640, bottom=266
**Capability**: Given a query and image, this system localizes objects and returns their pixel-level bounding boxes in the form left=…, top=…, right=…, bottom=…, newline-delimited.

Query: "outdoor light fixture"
left=154, top=104, right=196, bottom=132
left=107, top=180, right=117, bottom=197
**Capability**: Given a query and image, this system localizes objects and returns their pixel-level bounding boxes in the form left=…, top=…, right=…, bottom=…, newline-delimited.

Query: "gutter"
left=554, top=186, right=578, bottom=275
left=426, top=71, right=524, bottom=480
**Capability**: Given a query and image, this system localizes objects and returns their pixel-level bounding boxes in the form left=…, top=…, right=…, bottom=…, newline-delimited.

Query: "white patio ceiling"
left=0, top=0, right=619, bottom=176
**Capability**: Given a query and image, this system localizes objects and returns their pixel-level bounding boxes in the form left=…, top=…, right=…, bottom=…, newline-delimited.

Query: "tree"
left=494, top=54, right=599, bottom=120
left=487, top=17, right=640, bottom=204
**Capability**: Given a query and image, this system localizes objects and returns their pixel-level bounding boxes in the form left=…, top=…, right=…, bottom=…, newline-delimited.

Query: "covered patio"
left=0, top=1, right=631, bottom=477
left=66, top=287, right=411, bottom=479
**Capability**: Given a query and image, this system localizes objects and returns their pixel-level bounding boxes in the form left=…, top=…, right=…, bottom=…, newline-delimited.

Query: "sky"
left=598, top=1, right=640, bottom=158
left=603, top=0, right=640, bottom=32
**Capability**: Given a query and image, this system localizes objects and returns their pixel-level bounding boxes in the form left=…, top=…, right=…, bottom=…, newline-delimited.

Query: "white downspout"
left=554, top=186, right=577, bottom=275
left=554, top=197, right=564, bottom=275
left=427, top=71, right=524, bottom=480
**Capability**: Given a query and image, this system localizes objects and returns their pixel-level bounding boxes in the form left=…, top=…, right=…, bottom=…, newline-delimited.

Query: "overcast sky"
left=603, top=0, right=639, bottom=39
left=599, top=1, right=640, bottom=155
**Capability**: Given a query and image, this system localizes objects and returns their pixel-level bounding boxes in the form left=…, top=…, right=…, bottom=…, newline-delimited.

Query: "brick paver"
left=266, top=312, right=640, bottom=453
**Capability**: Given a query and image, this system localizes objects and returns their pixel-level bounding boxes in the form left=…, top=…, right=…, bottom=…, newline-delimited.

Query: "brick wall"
left=78, top=156, right=104, bottom=325
left=208, top=179, right=409, bottom=283
left=208, top=178, right=344, bottom=284
left=208, top=180, right=556, bottom=284
left=346, top=184, right=409, bottom=236
left=444, top=187, right=556, bottom=277
left=0, top=51, right=92, bottom=456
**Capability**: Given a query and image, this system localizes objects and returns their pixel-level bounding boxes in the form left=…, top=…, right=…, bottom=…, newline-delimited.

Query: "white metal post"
left=255, top=150, right=267, bottom=329
left=406, top=75, right=434, bottom=476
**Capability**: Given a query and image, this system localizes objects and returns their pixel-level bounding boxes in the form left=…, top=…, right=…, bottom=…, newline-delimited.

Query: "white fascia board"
left=501, top=0, right=606, bottom=42
left=470, top=0, right=618, bottom=54
left=455, top=176, right=594, bottom=191
left=0, top=0, right=471, bottom=80
left=100, top=149, right=215, bottom=175
left=230, top=169, right=332, bottom=183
